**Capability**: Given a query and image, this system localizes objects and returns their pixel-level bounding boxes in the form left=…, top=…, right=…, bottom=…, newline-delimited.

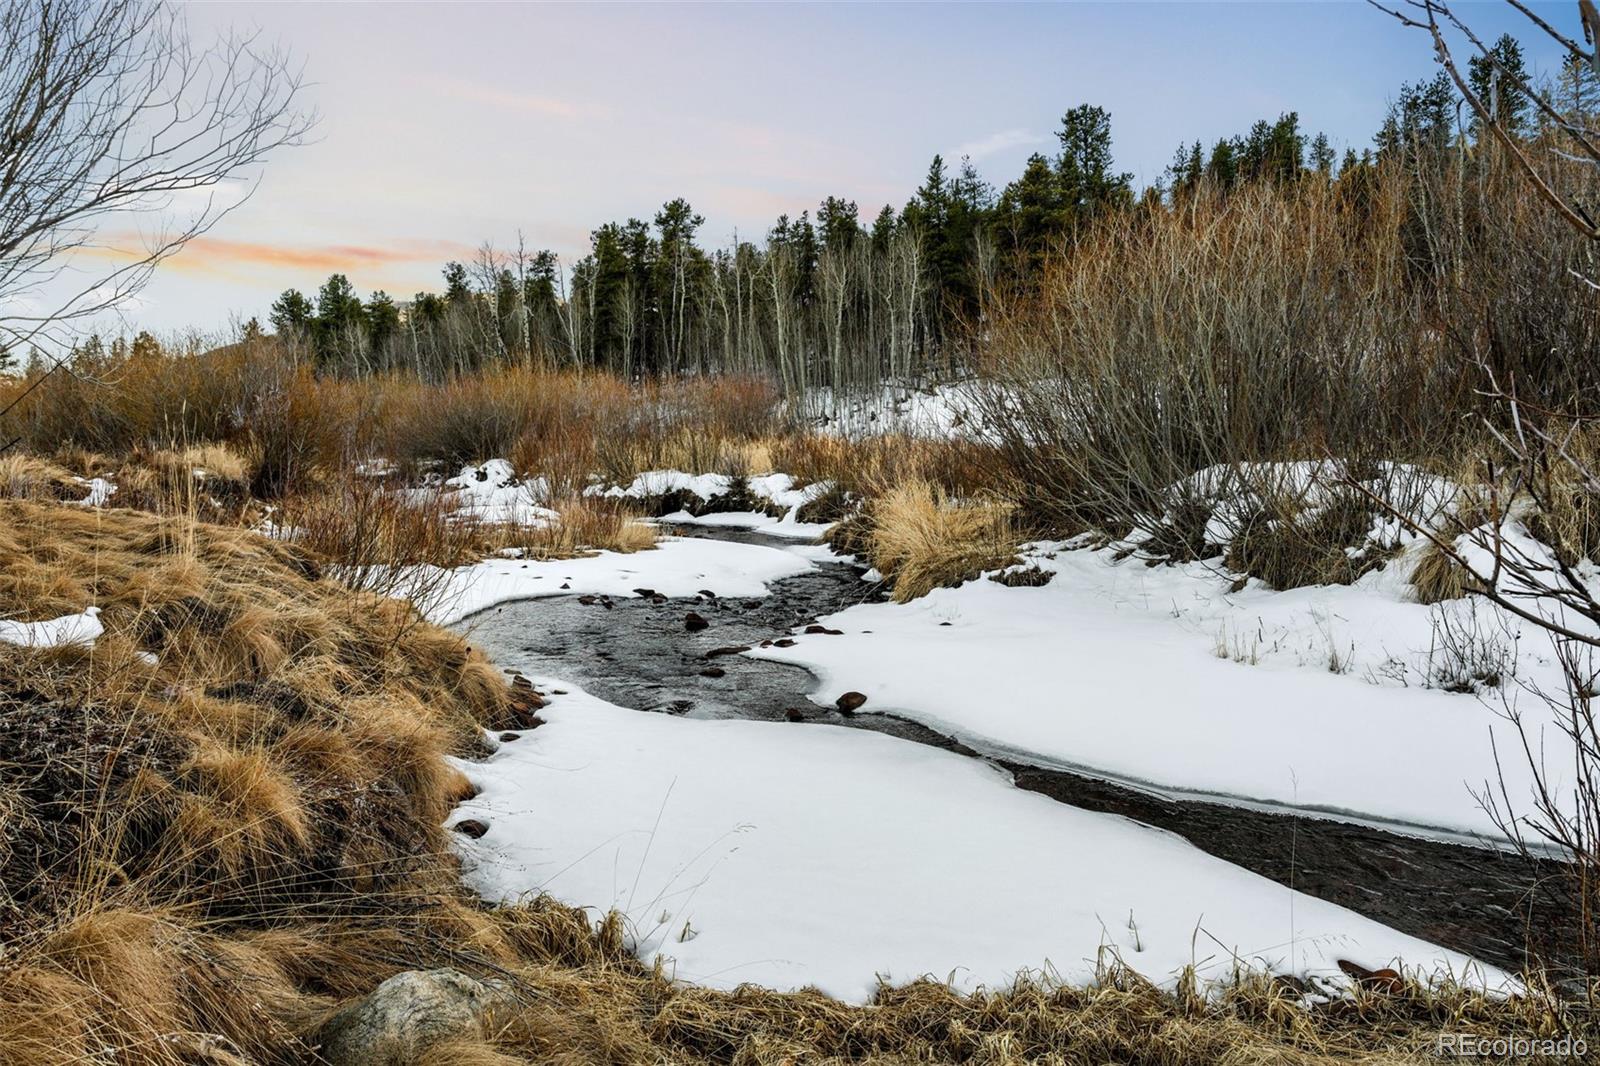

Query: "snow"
left=1153, top=460, right=1457, bottom=555
left=600, top=470, right=836, bottom=540
left=69, top=477, right=115, bottom=508
left=800, top=381, right=985, bottom=439
left=424, top=534, right=816, bottom=627
left=0, top=606, right=103, bottom=648
left=752, top=539, right=1574, bottom=842
left=657, top=509, right=830, bottom=541
left=451, top=684, right=1495, bottom=1003
left=441, top=460, right=556, bottom=527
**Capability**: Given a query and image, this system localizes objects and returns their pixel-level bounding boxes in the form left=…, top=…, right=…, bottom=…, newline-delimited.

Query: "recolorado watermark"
left=1436, top=1033, right=1587, bottom=1058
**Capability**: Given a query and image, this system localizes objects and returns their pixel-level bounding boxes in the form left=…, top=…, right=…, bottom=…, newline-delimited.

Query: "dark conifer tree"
left=1468, top=33, right=1531, bottom=138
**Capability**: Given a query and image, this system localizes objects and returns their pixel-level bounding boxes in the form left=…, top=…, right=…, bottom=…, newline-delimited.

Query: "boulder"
left=317, top=968, right=514, bottom=1065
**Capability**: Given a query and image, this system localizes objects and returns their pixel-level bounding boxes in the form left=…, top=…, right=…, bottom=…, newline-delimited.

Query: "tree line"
left=257, top=31, right=1597, bottom=392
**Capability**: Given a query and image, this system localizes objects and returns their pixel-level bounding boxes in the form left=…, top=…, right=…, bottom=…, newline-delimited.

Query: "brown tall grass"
left=0, top=342, right=787, bottom=499
left=862, top=479, right=1019, bottom=602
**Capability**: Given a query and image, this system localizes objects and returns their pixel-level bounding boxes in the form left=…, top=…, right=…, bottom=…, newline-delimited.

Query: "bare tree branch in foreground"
left=0, top=0, right=313, bottom=373
left=1370, top=0, right=1600, bottom=991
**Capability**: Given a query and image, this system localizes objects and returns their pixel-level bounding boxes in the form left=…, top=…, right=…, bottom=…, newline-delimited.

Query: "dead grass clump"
left=866, top=479, right=1019, bottom=602
left=1410, top=541, right=1475, bottom=605
left=1226, top=490, right=1398, bottom=591
left=0, top=453, right=82, bottom=502
left=487, top=496, right=658, bottom=561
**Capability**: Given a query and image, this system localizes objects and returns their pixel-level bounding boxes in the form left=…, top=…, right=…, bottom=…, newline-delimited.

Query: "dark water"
left=457, top=525, right=1575, bottom=976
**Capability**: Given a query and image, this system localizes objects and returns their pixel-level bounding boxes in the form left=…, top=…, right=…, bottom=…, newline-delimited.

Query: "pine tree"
left=365, top=291, right=400, bottom=364
left=1206, top=138, right=1239, bottom=187
left=818, top=196, right=861, bottom=251
left=269, top=288, right=314, bottom=338
left=996, top=152, right=1069, bottom=265
left=1558, top=52, right=1600, bottom=122
left=314, top=273, right=366, bottom=371
left=442, top=261, right=472, bottom=305
left=1377, top=72, right=1456, bottom=159
left=1166, top=141, right=1204, bottom=197
left=1055, top=104, right=1132, bottom=217
left=870, top=205, right=896, bottom=254
left=1468, top=33, right=1531, bottom=138
left=1309, top=132, right=1335, bottom=177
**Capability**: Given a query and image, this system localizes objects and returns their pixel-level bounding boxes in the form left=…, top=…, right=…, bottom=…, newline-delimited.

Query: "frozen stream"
left=455, top=525, right=1573, bottom=977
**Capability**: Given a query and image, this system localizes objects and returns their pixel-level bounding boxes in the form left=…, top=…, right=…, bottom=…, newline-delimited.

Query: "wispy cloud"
left=433, top=79, right=599, bottom=120
left=160, top=237, right=474, bottom=275
left=951, top=128, right=1049, bottom=162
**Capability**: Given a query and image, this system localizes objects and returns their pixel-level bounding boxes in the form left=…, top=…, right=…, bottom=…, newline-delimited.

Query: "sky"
left=96, top=0, right=1573, bottom=337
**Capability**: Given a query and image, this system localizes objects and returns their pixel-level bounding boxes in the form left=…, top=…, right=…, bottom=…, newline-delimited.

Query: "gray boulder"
left=317, top=967, right=514, bottom=1065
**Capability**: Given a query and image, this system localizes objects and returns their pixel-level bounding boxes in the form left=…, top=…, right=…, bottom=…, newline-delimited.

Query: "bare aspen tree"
left=0, top=0, right=312, bottom=357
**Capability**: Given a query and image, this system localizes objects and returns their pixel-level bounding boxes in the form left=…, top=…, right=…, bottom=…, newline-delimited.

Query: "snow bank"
left=441, top=460, right=556, bottom=527
left=451, top=685, right=1494, bottom=1003
left=425, top=534, right=816, bottom=627
left=752, top=539, right=1572, bottom=841
left=600, top=470, right=835, bottom=540
left=0, top=606, right=103, bottom=648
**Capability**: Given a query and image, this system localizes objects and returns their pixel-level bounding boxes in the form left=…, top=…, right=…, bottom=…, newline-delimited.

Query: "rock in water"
left=318, top=968, right=513, bottom=1065
left=684, top=612, right=709, bottom=632
left=836, top=691, right=867, bottom=715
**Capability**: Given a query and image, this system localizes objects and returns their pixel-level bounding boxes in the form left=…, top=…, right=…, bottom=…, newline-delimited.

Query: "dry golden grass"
left=0, top=453, right=81, bottom=501
left=1410, top=542, right=1473, bottom=606
left=863, top=479, right=1020, bottom=603
left=482, top=495, right=658, bottom=561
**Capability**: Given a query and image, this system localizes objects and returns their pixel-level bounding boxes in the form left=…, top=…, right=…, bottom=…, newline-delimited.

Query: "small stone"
left=773, top=638, right=796, bottom=648
left=835, top=691, right=867, bottom=715
left=684, top=612, right=709, bottom=632
left=453, top=819, right=489, bottom=839
left=784, top=708, right=806, bottom=722
left=497, top=732, right=519, bottom=742
left=577, top=595, right=597, bottom=605
left=700, top=667, right=726, bottom=678
left=632, top=588, right=657, bottom=598
left=704, top=645, right=749, bottom=658
left=804, top=624, right=844, bottom=635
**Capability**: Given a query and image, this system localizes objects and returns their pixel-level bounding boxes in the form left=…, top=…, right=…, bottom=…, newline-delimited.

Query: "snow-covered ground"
left=752, top=538, right=1573, bottom=842
left=451, top=683, right=1495, bottom=1003
left=424, top=534, right=817, bottom=627
left=798, top=381, right=985, bottom=439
